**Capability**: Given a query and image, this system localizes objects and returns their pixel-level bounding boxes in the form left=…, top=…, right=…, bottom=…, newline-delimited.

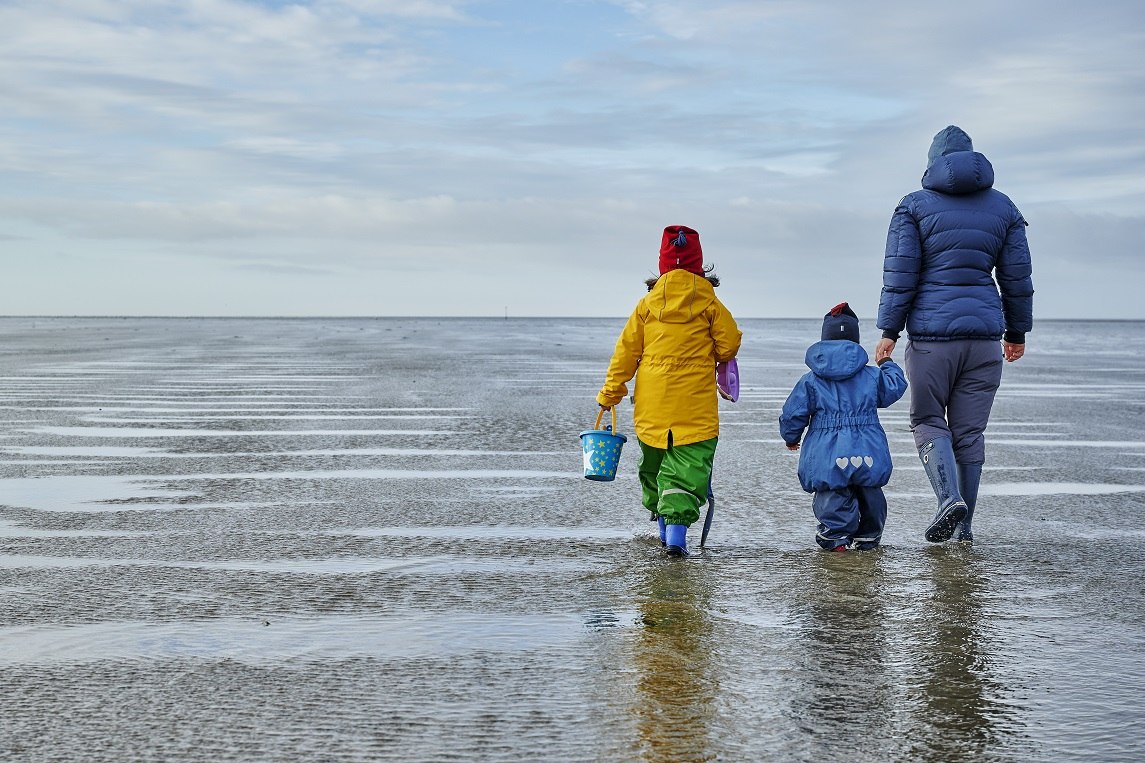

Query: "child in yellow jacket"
left=597, top=225, right=742, bottom=555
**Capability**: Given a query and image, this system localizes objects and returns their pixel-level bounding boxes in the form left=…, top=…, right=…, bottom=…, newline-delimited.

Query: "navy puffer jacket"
left=780, top=341, right=907, bottom=492
left=877, top=130, right=1034, bottom=343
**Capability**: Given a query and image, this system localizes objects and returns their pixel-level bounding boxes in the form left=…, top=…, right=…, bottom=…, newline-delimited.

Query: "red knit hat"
left=659, top=225, right=704, bottom=275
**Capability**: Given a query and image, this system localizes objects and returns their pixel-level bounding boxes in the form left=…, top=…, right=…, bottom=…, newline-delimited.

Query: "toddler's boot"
left=657, top=516, right=667, bottom=546
left=665, top=524, right=689, bottom=557
left=919, top=437, right=968, bottom=543
left=953, top=463, right=982, bottom=543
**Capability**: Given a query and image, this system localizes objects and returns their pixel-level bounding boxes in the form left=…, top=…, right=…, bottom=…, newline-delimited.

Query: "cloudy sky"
left=1, top=0, right=1142, bottom=319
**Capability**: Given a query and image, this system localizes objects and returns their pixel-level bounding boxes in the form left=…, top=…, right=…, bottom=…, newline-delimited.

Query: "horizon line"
left=0, top=315, right=1140, bottom=323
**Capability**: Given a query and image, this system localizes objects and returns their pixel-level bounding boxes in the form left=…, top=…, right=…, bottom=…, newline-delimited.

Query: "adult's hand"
left=875, top=337, right=896, bottom=363
left=1003, top=341, right=1025, bottom=362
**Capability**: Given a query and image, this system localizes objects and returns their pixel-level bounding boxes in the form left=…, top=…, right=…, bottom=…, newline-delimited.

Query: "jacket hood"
left=646, top=268, right=715, bottom=324
left=927, top=125, right=973, bottom=165
left=922, top=150, right=995, bottom=195
left=805, top=340, right=868, bottom=381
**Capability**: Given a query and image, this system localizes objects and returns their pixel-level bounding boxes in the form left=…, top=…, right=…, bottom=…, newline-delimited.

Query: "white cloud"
left=0, top=0, right=1142, bottom=316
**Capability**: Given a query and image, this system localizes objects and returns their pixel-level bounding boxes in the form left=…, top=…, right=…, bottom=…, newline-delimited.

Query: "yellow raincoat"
left=597, top=270, right=742, bottom=449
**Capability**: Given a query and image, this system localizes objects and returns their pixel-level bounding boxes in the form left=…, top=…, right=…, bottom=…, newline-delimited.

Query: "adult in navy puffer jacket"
left=875, top=125, right=1034, bottom=546
left=781, top=303, right=908, bottom=551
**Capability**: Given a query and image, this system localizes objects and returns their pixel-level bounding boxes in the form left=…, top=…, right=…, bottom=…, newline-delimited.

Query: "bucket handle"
left=594, top=407, right=617, bottom=432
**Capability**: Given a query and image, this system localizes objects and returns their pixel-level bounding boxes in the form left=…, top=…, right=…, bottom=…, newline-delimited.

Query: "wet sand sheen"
left=0, top=317, right=1142, bottom=762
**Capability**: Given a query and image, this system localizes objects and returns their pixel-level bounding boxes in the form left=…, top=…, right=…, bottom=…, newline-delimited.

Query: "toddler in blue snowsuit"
left=780, top=303, right=908, bottom=551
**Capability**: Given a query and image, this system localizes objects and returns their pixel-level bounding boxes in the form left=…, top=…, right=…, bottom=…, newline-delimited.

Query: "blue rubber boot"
left=665, top=524, right=689, bottom=557
left=919, top=438, right=968, bottom=543
left=954, top=463, right=982, bottom=543
left=657, top=516, right=667, bottom=547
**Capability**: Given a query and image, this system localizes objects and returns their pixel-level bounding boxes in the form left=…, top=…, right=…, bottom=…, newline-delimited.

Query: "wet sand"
left=1, top=317, right=1142, bottom=762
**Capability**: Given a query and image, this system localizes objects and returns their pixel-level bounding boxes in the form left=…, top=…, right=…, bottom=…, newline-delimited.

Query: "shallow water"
left=0, top=317, right=1142, bottom=762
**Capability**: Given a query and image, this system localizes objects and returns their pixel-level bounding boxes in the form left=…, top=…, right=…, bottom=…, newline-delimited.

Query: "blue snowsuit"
left=780, top=341, right=908, bottom=549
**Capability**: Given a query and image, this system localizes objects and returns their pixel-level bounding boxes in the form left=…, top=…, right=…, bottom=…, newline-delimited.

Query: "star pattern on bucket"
left=583, top=431, right=624, bottom=478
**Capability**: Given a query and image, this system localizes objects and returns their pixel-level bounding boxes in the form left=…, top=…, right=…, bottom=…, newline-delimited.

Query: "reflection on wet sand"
left=909, top=546, right=1013, bottom=761
left=632, top=555, right=717, bottom=763
left=788, top=549, right=896, bottom=757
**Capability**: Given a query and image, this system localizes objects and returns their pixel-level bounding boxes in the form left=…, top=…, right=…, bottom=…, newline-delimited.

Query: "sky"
left=1, top=0, right=1142, bottom=319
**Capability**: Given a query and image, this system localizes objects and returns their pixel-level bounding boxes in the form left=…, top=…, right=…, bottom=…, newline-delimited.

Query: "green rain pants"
left=637, top=436, right=717, bottom=527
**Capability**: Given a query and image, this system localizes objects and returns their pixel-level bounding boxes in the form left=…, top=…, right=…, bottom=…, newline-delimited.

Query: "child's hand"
left=786, top=442, right=800, bottom=451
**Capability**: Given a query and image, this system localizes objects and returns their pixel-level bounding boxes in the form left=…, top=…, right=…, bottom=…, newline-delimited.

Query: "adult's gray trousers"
left=904, top=339, right=1004, bottom=464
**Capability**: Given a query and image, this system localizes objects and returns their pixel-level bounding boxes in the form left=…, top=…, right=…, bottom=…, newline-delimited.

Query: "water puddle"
left=0, top=475, right=194, bottom=512
left=22, top=427, right=460, bottom=438
left=0, top=613, right=598, bottom=664
left=345, top=525, right=633, bottom=541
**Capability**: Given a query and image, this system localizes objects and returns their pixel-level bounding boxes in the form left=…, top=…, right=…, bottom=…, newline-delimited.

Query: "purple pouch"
left=716, top=358, right=739, bottom=402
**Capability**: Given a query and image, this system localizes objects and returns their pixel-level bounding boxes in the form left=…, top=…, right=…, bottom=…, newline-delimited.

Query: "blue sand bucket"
left=580, top=408, right=627, bottom=482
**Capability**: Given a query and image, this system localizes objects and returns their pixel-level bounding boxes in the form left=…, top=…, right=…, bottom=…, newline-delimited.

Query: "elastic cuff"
left=1004, top=331, right=1025, bottom=344
left=881, top=329, right=900, bottom=341
left=876, top=357, right=892, bottom=366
